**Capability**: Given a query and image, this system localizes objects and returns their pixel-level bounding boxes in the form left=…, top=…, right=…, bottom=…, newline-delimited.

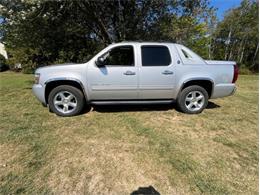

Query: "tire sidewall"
left=177, top=85, right=209, bottom=114
left=48, top=85, right=85, bottom=117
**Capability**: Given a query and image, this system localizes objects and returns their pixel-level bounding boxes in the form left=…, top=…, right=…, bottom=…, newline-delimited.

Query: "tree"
left=0, top=0, right=223, bottom=72
left=212, top=0, right=258, bottom=71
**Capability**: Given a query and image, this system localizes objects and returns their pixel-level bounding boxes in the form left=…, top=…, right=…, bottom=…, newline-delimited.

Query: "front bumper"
left=32, top=84, right=46, bottom=106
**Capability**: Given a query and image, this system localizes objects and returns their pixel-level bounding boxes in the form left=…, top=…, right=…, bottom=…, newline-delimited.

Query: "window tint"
left=141, top=46, right=171, bottom=66
left=102, top=46, right=134, bottom=66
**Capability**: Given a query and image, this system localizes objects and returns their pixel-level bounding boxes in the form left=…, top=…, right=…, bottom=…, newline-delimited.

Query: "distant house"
left=0, top=42, right=22, bottom=70
left=0, top=42, right=8, bottom=59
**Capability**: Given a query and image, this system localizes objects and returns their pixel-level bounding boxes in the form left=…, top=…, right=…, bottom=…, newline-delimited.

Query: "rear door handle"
left=123, top=70, right=136, bottom=75
left=162, top=70, right=173, bottom=75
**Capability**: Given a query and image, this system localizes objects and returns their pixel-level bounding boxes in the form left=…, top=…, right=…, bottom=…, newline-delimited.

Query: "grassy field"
left=0, top=72, right=258, bottom=194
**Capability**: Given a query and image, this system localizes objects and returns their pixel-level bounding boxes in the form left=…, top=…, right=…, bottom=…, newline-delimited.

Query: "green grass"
left=0, top=72, right=258, bottom=194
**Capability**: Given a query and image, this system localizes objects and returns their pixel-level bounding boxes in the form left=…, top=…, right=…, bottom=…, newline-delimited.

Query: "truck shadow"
left=207, top=101, right=220, bottom=109
left=130, top=185, right=160, bottom=195
left=91, top=101, right=220, bottom=113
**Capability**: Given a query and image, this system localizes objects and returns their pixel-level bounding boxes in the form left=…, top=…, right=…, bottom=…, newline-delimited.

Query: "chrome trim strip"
left=91, top=85, right=137, bottom=91
left=91, top=100, right=174, bottom=105
left=91, top=86, right=174, bottom=91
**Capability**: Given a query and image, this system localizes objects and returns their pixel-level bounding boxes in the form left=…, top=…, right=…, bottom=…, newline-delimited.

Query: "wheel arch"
left=178, top=78, right=214, bottom=98
left=44, top=78, right=87, bottom=104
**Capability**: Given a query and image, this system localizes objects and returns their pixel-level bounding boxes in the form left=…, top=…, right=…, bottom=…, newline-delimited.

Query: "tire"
left=177, top=85, right=208, bottom=114
left=48, top=85, right=85, bottom=117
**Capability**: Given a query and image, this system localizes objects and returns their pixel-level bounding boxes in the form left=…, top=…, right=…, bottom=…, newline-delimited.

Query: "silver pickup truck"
left=32, top=42, right=238, bottom=116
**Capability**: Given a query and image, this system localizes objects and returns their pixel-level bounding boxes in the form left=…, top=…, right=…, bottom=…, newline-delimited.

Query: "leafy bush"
left=239, top=64, right=256, bottom=75
left=0, top=54, right=6, bottom=64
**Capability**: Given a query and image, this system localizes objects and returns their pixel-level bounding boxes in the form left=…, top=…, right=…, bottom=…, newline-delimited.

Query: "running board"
left=90, top=100, right=174, bottom=105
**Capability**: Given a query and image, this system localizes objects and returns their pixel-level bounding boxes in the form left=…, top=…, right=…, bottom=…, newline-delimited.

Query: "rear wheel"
left=48, top=85, right=85, bottom=117
left=177, top=85, right=208, bottom=114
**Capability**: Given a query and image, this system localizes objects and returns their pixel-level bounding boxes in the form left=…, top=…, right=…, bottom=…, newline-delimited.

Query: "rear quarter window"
left=141, top=46, right=171, bottom=66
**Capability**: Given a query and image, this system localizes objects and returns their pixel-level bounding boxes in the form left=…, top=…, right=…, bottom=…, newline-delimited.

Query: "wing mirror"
left=95, top=57, right=105, bottom=67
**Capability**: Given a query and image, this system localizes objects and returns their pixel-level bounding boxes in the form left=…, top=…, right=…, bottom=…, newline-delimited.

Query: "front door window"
left=102, top=46, right=134, bottom=66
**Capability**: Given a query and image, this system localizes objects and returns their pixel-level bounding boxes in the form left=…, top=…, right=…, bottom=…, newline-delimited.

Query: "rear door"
left=138, top=44, right=176, bottom=99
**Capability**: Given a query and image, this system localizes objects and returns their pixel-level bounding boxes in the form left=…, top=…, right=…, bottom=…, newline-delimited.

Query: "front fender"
left=44, top=77, right=89, bottom=102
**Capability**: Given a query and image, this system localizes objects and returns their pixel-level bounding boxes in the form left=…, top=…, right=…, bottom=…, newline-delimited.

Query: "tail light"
left=232, top=64, right=239, bottom=83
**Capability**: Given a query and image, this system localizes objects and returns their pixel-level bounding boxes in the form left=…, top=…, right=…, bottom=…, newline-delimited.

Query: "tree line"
left=0, top=0, right=258, bottom=73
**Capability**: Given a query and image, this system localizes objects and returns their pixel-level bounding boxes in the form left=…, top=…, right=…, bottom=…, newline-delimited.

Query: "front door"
left=87, top=45, right=138, bottom=100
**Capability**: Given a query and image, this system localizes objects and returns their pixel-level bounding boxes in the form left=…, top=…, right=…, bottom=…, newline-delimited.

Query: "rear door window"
left=141, top=46, right=171, bottom=66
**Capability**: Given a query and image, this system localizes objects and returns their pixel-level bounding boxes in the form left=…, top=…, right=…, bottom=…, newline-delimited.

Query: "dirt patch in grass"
left=0, top=143, right=26, bottom=173
left=47, top=137, right=180, bottom=194
left=0, top=143, right=30, bottom=194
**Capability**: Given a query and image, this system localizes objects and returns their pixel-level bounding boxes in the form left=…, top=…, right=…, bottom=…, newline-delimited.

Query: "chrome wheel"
left=53, top=91, right=77, bottom=114
left=185, top=91, right=205, bottom=112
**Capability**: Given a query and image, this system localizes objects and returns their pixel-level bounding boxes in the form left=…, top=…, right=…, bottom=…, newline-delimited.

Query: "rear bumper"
left=32, top=84, right=46, bottom=106
left=211, top=83, right=236, bottom=99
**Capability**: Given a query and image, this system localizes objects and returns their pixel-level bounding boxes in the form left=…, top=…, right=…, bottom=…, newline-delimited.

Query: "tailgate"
left=205, top=60, right=236, bottom=65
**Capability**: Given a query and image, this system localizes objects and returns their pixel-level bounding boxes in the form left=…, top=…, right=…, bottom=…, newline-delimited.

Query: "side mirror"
left=95, top=57, right=105, bottom=67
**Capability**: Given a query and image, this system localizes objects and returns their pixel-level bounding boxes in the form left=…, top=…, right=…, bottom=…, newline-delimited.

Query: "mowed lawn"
left=0, top=72, right=258, bottom=194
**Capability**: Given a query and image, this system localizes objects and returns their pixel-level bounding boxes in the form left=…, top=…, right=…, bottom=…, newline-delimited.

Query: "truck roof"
left=116, top=41, right=176, bottom=45
left=111, top=41, right=180, bottom=48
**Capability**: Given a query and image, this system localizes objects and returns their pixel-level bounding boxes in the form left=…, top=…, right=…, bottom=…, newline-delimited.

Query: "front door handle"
left=162, top=70, right=173, bottom=75
left=124, top=70, right=136, bottom=75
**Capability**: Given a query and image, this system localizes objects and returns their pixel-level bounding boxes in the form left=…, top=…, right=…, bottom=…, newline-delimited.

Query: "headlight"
left=34, top=73, right=40, bottom=84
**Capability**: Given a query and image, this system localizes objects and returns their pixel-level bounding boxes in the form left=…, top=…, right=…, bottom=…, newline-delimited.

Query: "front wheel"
left=48, top=85, right=85, bottom=117
left=177, top=85, right=208, bottom=114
